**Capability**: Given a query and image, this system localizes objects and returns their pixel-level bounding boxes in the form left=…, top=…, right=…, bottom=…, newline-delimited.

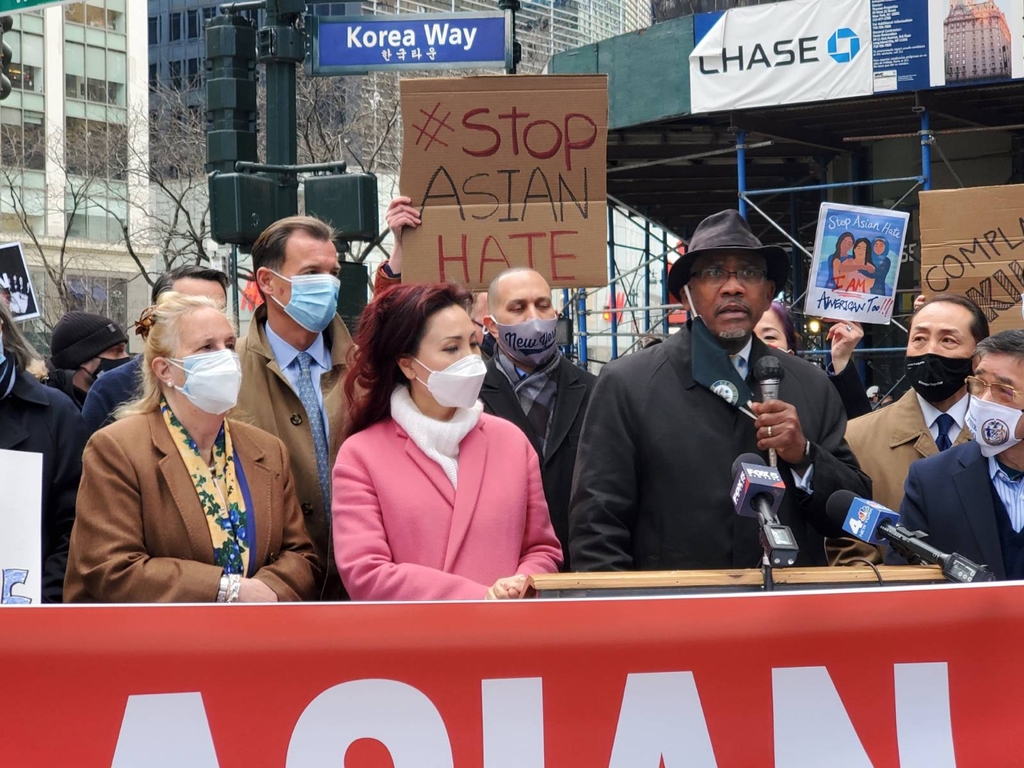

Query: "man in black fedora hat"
left=568, top=209, right=870, bottom=572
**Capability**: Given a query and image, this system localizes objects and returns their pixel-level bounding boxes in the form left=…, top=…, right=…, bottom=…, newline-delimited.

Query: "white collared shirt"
left=917, top=392, right=970, bottom=445
left=732, top=338, right=813, bottom=491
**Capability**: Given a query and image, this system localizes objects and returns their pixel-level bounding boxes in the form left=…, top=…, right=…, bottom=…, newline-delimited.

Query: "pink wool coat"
left=332, top=412, right=563, bottom=600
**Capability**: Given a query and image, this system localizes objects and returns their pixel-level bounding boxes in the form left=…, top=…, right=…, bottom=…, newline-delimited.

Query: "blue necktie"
left=296, top=352, right=331, bottom=518
left=935, top=413, right=955, bottom=452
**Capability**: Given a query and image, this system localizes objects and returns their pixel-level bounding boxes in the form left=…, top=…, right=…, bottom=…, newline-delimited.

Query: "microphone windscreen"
left=731, top=452, right=765, bottom=478
left=753, top=355, right=785, bottom=383
left=826, top=490, right=857, bottom=521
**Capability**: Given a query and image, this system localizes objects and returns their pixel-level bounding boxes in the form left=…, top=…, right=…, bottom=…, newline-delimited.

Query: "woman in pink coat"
left=333, top=282, right=562, bottom=600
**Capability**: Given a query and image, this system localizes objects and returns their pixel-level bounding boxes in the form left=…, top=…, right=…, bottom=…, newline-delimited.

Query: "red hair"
left=344, top=282, right=474, bottom=435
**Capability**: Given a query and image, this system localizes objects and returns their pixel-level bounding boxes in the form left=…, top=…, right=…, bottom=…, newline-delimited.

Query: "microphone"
left=826, top=491, right=997, bottom=584
left=753, top=356, right=785, bottom=467
left=731, top=453, right=799, bottom=567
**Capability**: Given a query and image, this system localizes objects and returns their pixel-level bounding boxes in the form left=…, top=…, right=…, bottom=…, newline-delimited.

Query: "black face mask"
left=905, top=353, right=973, bottom=404
left=93, top=355, right=131, bottom=377
left=481, top=334, right=496, bottom=358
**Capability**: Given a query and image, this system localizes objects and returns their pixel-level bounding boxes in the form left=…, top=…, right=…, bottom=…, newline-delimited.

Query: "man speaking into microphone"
left=568, top=210, right=870, bottom=571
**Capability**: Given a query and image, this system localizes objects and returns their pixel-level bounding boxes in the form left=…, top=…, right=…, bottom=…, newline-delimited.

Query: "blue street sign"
left=307, top=12, right=510, bottom=76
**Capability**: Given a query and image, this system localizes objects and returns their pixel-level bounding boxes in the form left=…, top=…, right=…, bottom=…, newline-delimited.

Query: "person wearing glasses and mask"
left=332, top=283, right=562, bottom=600
left=569, top=210, right=869, bottom=572
left=891, top=330, right=1024, bottom=580
left=233, top=215, right=353, bottom=600
left=828, top=293, right=988, bottom=566
left=65, top=292, right=318, bottom=602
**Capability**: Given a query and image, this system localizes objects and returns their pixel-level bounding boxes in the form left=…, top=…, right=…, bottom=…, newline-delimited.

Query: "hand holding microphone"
left=752, top=357, right=807, bottom=467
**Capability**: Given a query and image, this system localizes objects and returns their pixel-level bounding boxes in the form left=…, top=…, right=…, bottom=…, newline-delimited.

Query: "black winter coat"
left=569, top=329, right=871, bottom=572
left=480, top=356, right=596, bottom=570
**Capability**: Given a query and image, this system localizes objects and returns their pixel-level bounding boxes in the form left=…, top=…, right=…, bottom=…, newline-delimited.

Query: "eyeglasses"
left=966, top=375, right=1024, bottom=405
left=691, top=267, right=767, bottom=286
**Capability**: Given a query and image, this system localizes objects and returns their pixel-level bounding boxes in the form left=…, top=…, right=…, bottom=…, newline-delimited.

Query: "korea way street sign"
left=307, top=11, right=510, bottom=76
left=0, top=0, right=68, bottom=13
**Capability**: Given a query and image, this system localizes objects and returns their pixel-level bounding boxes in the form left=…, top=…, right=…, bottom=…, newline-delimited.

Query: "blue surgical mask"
left=270, top=271, right=340, bottom=333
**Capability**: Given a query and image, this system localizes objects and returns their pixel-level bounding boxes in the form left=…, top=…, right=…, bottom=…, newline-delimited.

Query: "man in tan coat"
left=829, top=294, right=988, bottom=565
left=234, top=216, right=353, bottom=599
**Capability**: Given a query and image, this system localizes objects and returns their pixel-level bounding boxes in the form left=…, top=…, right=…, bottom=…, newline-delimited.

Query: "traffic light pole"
left=260, top=0, right=305, bottom=218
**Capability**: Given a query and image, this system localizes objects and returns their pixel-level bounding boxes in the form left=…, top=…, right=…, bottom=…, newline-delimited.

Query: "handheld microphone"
left=753, top=356, right=785, bottom=467
left=731, top=453, right=798, bottom=567
left=826, top=491, right=997, bottom=584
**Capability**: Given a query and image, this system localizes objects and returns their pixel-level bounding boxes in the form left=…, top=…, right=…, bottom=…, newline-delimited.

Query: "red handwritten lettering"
left=549, top=230, right=578, bottom=281
left=497, top=106, right=530, bottom=156
left=508, top=232, right=546, bottom=268
left=479, top=236, right=512, bottom=283
left=437, top=234, right=471, bottom=283
left=522, top=120, right=561, bottom=162
left=564, top=114, right=597, bottom=172
left=461, top=108, right=501, bottom=158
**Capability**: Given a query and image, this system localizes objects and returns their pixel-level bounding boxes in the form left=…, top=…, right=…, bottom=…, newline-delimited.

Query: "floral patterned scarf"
left=160, top=399, right=253, bottom=575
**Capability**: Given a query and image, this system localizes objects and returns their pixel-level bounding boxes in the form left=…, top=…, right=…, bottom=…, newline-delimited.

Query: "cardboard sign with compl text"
left=398, top=75, right=608, bottom=289
left=0, top=449, right=43, bottom=605
left=920, top=184, right=1024, bottom=334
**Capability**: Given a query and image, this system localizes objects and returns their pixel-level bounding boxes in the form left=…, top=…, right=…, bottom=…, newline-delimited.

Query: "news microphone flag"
left=730, top=455, right=785, bottom=519
left=840, top=494, right=900, bottom=545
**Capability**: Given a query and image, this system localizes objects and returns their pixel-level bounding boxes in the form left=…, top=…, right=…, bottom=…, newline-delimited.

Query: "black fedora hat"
left=668, top=210, right=789, bottom=300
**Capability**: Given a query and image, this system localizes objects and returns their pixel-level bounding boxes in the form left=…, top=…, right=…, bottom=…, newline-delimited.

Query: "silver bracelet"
left=216, top=574, right=229, bottom=603
left=226, top=574, right=242, bottom=603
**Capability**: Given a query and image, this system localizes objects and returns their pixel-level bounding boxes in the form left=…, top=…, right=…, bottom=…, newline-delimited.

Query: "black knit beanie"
left=50, top=311, right=128, bottom=370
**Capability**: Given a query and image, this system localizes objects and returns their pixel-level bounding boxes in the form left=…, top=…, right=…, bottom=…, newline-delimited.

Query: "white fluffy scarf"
left=390, top=385, right=482, bottom=488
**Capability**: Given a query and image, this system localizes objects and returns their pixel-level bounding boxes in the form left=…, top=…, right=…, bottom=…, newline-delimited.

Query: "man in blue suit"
left=900, top=330, right=1024, bottom=580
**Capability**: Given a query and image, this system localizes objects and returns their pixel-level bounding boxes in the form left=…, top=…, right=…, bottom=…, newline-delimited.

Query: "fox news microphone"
left=753, top=356, right=785, bottom=468
left=825, top=490, right=996, bottom=584
left=731, top=453, right=799, bottom=567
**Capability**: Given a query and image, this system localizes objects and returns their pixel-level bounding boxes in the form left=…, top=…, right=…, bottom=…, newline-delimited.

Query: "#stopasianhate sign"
left=689, top=0, right=873, bottom=113
left=804, top=203, right=909, bottom=325
left=920, top=184, right=1024, bottom=334
left=5, top=584, right=1024, bottom=765
left=398, top=75, right=608, bottom=289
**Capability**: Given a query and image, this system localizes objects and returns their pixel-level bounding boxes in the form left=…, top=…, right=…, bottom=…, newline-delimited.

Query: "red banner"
left=2, top=584, right=1020, bottom=767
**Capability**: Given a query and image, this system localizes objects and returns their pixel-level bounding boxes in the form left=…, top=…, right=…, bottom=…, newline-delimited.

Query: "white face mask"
left=413, top=354, right=486, bottom=409
left=966, top=396, right=1024, bottom=457
left=167, top=349, right=242, bottom=415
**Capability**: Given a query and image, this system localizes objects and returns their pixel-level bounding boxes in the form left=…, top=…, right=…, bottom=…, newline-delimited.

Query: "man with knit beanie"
left=46, top=311, right=130, bottom=408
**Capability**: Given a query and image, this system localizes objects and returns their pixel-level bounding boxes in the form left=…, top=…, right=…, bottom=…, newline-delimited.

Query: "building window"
left=169, top=12, right=182, bottom=41
left=149, top=63, right=158, bottom=92
left=4, top=27, right=44, bottom=95
left=187, top=57, right=200, bottom=89
left=187, top=9, right=199, bottom=39
left=65, top=2, right=123, bottom=31
left=65, top=43, right=126, bottom=106
left=169, top=60, right=182, bottom=91
left=149, top=15, right=161, bottom=45
left=65, top=117, right=128, bottom=181
left=202, top=6, right=217, bottom=31
left=64, top=273, right=129, bottom=324
left=0, top=109, right=46, bottom=172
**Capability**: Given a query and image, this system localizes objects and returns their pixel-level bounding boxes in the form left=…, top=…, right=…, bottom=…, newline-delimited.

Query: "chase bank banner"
left=689, top=0, right=872, bottom=113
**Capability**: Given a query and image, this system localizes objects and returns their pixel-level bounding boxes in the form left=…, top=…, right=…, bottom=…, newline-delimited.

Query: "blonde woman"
left=65, top=292, right=318, bottom=603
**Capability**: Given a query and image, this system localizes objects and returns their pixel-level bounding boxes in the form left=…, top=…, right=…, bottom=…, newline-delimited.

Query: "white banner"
left=0, top=449, right=43, bottom=605
left=690, top=0, right=873, bottom=113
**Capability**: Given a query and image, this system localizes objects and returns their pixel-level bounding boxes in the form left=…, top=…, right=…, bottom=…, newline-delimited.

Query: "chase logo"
left=827, top=28, right=860, bottom=64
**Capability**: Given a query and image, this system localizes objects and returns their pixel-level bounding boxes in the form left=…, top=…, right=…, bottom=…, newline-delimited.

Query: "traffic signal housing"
left=1, top=16, right=14, bottom=102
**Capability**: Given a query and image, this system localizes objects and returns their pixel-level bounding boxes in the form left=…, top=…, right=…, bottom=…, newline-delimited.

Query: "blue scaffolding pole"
left=607, top=205, right=618, bottom=360
left=736, top=128, right=748, bottom=218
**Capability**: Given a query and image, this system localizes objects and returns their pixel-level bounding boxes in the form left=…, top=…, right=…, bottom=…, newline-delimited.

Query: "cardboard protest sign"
left=804, top=203, right=909, bottom=325
left=920, top=184, right=1024, bottom=334
left=398, top=75, right=608, bottom=289
left=0, top=242, right=40, bottom=322
left=0, top=449, right=43, bottom=605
